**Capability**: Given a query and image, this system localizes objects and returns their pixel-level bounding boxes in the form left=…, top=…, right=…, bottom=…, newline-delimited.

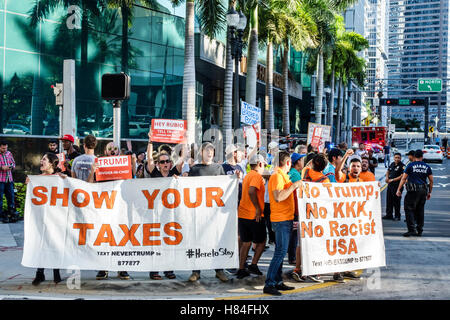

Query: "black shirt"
left=188, top=163, right=226, bottom=177
left=147, top=166, right=179, bottom=178
left=388, top=161, right=405, bottom=181
left=368, top=156, right=378, bottom=174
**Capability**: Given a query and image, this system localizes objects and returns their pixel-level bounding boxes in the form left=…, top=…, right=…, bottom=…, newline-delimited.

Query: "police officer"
left=383, top=153, right=405, bottom=221
left=396, top=150, right=433, bottom=237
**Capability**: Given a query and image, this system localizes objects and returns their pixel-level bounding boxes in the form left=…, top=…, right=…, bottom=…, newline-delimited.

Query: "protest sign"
left=22, top=175, right=239, bottom=271
left=56, top=153, right=66, bottom=171
left=310, top=127, right=323, bottom=149
left=307, top=123, right=331, bottom=153
left=297, top=181, right=386, bottom=275
left=240, top=101, right=261, bottom=126
left=95, top=155, right=132, bottom=181
left=151, top=119, right=187, bottom=144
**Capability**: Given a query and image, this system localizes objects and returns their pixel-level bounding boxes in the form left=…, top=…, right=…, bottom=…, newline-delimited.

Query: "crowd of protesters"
left=12, top=128, right=433, bottom=295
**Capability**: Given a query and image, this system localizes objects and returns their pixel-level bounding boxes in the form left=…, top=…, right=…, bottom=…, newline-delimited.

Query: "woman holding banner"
left=26, top=152, right=66, bottom=286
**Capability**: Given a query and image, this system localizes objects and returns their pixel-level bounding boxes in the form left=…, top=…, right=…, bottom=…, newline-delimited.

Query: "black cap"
left=414, top=149, right=423, bottom=158
left=407, top=150, right=415, bottom=156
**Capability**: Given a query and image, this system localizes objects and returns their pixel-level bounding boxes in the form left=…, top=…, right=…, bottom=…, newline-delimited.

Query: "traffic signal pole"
left=424, top=97, right=429, bottom=144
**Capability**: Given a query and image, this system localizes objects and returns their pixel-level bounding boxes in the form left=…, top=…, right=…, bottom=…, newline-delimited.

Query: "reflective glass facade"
left=0, top=0, right=184, bottom=139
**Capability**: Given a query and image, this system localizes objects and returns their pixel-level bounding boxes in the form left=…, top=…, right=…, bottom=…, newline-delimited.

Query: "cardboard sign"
left=95, top=155, right=132, bottom=181
left=22, top=175, right=239, bottom=271
left=310, top=127, right=323, bottom=149
left=240, top=101, right=261, bottom=125
left=151, top=119, right=187, bottom=144
left=307, top=123, right=331, bottom=153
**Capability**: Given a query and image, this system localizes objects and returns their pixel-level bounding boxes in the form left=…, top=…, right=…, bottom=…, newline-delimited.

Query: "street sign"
left=418, top=79, right=442, bottom=92
left=399, top=99, right=410, bottom=105
left=429, top=126, right=434, bottom=133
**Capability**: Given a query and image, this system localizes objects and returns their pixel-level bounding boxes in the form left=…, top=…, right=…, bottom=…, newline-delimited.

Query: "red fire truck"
left=351, top=126, right=388, bottom=151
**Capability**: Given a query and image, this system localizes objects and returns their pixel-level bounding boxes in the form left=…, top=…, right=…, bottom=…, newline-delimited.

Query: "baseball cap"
left=407, top=150, right=415, bottom=156
left=268, top=141, right=279, bottom=150
left=59, top=134, right=74, bottom=143
left=225, top=144, right=238, bottom=155
left=249, top=154, right=267, bottom=165
left=348, top=154, right=362, bottom=163
left=291, top=153, right=306, bottom=165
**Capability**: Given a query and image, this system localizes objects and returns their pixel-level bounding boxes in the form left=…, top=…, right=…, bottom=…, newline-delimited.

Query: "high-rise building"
left=388, top=0, right=449, bottom=131
left=366, top=0, right=389, bottom=109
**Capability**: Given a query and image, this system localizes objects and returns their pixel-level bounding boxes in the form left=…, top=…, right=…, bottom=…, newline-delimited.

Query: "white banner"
left=298, top=181, right=386, bottom=275
left=22, top=175, right=239, bottom=271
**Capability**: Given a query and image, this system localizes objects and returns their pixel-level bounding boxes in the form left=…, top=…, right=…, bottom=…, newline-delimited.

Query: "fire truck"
left=351, top=126, right=388, bottom=153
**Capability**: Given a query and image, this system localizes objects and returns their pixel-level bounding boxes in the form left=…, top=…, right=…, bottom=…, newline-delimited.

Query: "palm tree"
left=168, top=0, right=226, bottom=145
left=327, top=15, right=368, bottom=138
left=244, top=1, right=259, bottom=107
left=259, top=0, right=317, bottom=135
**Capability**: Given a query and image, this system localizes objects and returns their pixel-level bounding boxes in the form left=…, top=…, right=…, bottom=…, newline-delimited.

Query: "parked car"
left=422, top=145, right=444, bottom=163
left=129, top=122, right=149, bottom=139
left=3, top=124, right=30, bottom=135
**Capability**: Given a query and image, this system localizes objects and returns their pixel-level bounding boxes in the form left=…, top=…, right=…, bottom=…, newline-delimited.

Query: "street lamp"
left=227, top=8, right=247, bottom=129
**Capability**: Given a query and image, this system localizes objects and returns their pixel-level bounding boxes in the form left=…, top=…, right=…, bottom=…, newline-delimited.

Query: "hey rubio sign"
left=297, top=181, right=386, bottom=275
left=151, top=119, right=187, bottom=144
left=22, top=175, right=239, bottom=271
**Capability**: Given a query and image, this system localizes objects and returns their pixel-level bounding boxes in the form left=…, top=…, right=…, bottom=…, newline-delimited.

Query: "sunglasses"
left=159, top=160, right=171, bottom=164
left=108, top=147, right=118, bottom=151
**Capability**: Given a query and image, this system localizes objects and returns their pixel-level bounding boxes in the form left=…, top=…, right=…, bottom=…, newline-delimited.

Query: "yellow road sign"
left=429, top=126, right=434, bottom=133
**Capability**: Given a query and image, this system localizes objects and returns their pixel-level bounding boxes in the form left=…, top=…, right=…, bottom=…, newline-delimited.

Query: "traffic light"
left=380, top=99, right=398, bottom=105
left=410, top=99, right=425, bottom=105
left=101, top=73, right=131, bottom=101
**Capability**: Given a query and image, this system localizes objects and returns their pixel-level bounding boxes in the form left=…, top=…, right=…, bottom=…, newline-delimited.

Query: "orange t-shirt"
left=359, top=171, right=376, bottom=182
left=302, top=168, right=330, bottom=183
left=337, top=171, right=375, bottom=182
left=238, top=170, right=265, bottom=220
left=268, top=168, right=294, bottom=222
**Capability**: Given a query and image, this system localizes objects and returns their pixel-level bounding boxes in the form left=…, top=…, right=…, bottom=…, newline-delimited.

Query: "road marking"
left=215, top=282, right=339, bottom=300
left=215, top=270, right=364, bottom=300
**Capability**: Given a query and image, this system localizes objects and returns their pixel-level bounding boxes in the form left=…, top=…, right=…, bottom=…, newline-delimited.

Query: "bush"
left=2, top=182, right=27, bottom=217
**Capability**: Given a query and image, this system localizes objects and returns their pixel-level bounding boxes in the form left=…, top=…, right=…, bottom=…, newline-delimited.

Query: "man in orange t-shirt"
left=236, top=154, right=267, bottom=279
left=263, top=151, right=302, bottom=296
left=360, top=157, right=376, bottom=181
left=336, top=149, right=364, bottom=183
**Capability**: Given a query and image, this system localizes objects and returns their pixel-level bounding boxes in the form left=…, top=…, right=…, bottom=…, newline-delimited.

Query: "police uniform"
left=403, top=161, right=432, bottom=235
left=385, top=161, right=405, bottom=220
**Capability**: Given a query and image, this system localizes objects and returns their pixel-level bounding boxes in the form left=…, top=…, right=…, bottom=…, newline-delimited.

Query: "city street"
left=0, top=159, right=448, bottom=300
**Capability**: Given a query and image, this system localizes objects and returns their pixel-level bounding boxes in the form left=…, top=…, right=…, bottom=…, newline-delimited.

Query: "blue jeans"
left=384, top=154, right=390, bottom=167
left=265, top=220, right=293, bottom=287
left=0, top=182, right=15, bottom=211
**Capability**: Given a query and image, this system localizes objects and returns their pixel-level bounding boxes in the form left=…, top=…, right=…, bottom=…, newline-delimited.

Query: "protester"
left=294, top=144, right=307, bottom=155
left=355, top=143, right=368, bottom=157
left=145, top=130, right=183, bottom=177
left=135, top=151, right=146, bottom=178
left=383, top=143, right=391, bottom=168
left=0, top=141, right=17, bottom=223
left=322, top=148, right=342, bottom=183
left=72, top=135, right=97, bottom=181
left=188, top=142, right=229, bottom=283
left=223, top=144, right=245, bottom=201
left=383, top=153, right=405, bottom=221
left=263, top=151, right=302, bottom=296
left=47, top=139, right=59, bottom=154
left=360, top=157, right=376, bottom=182
left=287, top=153, right=306, bottom=265
left=88, top=142, right=130, bottom=281
left=336, top=150, right=369, bottom=182
left=367, top=149, right=378, bottom=174
left=396, top=150, right=433, bottom=237
left=267, top=141, right=279, bottom=165
left=236, top=154, right=267, bottom=279
left=59, top=134, right=80, bottom=177
left=26, top=152, right=66, bottom=285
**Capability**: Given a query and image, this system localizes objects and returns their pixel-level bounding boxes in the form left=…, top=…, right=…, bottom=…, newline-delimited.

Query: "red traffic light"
left=411, top=100, right=417, bottom=104
left=386, top=100, right=391, bottom=104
